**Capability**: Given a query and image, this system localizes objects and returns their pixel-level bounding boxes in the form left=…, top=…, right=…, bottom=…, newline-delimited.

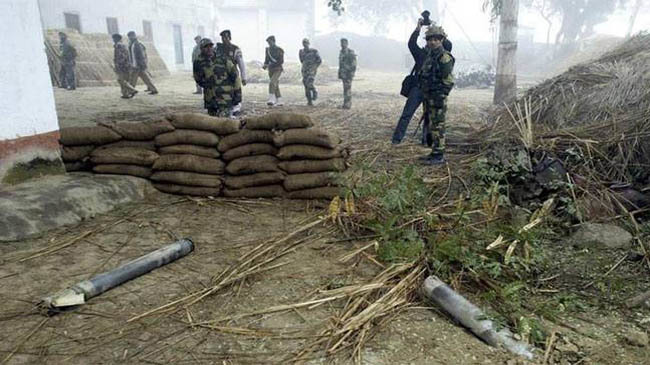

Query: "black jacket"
left=408, top=30, right=453, bottom=73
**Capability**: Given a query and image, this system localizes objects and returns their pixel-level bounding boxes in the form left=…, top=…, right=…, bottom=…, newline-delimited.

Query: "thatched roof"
left=475, top=32, right=650, bottom=187
left=45, top=29, right=169, bottom=87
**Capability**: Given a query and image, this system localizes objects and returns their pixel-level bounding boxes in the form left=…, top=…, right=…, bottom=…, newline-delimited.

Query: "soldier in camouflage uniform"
left=263, top=35, right=284, bottom=106
left=417, top=26, right=455, bottom=165
left=58, top=32, right=77, bottom=90
left=299, top=38, right=322, bottom=106
left=112, top=34, right=138, bottom=99
left=218, top=30, right=247, bottom=116
left=338, top=38, right=357, bottom=109
left=193, top=38, right=238, bottom=117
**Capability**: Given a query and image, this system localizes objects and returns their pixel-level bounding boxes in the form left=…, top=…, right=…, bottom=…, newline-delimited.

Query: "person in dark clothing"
left=391, top=19, right=452, bottom=145
left=58, top=32, right=77, bottom=90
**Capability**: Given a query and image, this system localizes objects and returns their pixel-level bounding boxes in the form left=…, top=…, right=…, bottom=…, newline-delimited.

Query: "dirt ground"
left=1, top=70, right=648, bottom=364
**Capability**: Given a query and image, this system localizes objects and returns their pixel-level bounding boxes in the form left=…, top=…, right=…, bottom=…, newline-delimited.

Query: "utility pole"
left=493, top=0, right=519, bottom=105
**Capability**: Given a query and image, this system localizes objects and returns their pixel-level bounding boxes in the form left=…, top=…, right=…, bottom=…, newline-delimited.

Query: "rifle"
left=413, top=102, right=433, bottom=147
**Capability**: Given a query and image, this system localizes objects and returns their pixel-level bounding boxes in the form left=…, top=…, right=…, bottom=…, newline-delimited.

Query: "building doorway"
left=173, top=24, right=184, bottom=65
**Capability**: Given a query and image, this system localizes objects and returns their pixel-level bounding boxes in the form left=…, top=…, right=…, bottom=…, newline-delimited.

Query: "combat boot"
left=306, top=92, right=313, bottom=106
left=312, top=89, right=318, bottom=101
left=267, top=94, right=276, bottom=106
left=275, top=97, right=284, bottom=106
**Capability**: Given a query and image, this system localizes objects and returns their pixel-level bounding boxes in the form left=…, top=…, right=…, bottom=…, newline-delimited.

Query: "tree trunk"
left=493, top=0, right=519, bottom=105
left=627, top=0, right=643, bottom=38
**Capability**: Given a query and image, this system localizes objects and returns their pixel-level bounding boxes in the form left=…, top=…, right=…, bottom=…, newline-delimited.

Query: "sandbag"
left=273, top=128, right=341, bottom=148
left=284, top=172, right=339, bottom=191
left=222, top=143, right=277, bottom=161
left=153, top=183, right=222, bottom=197
left=168, top=113, right=241, bottom=135
left=99, top=140, right=156, bottom=151
left=226, top=155, right=279, bottom=175
left=224, top=172, right=286, bottom=189
left=152, top=154, right=225, bottom=175
left=93, top=164, right=152, bottom=178
left=217, top=130, right=274, bottom=152
left=60, top=145, right=94, bottom=162
left=59, top=126, right=122, bottom=146
left=244, top=113, right=313, bottom=130
left=102, top=119, right=174, bottom=140
left=158, top=144, right=220, bottom=158
left=155, top=130, right=219, bottom=147
left=64, top=160, right=92, bottom=172
left=90, top=148, right=159, bottom=166
left=223, top=185, right=286, bottom=198
left=287, top=187, right=343, bottom=199
left=277, top=145, right=344, bottom=160
left=278, top=158, right=346, bottom=174
left=150, top=171, right=221, bottom=188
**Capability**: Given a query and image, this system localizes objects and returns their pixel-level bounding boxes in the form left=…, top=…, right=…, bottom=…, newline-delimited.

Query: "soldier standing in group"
left=193, top=38, right=238, bottom=117
left=417, top=25, right=455, bottom=165
left=217, top=30, right=247, bottom=116
left=112, top=34, right=138, bottom=99
left=127, top=31, right=158, bottom=95
left=192, top=35, right=203, bottom=94
left=58, top=32, right=77, bottom=90
left=338, top=38, right=357, bottom=109
left=263, top=35, right=284, bottom=106
left=299, top=38, right=322, bottom=106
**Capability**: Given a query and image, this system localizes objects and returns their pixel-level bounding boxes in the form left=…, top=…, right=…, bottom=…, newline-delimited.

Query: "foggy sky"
left=314, top=0, right=650, bottom=44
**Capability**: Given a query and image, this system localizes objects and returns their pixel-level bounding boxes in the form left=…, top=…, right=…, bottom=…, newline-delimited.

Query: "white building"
left=218, top=0, right=315, bottom=62
left=1, top=0, right=62, bottom=185
left=37, top=0, right=316, bottom=71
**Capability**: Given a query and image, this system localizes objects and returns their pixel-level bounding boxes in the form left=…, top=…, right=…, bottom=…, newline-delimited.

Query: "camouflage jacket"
left=338, top=48, right=357, bottom=80
left=60, top=40, right=77, bottom=65
left=264, top=45, right=284, bottom=72
left=217, top=42, right=246, bottom=80
left=299, top=48, right=322, bottom=71
left=114, top=43, right=131, bottom=73
left=417, top=46, right=454, bottom=97
left=193, top=49, right=238, bottom=109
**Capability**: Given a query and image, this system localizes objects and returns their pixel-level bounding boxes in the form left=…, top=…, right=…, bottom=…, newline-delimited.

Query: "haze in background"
left=314, top=0, right=650, bottom=44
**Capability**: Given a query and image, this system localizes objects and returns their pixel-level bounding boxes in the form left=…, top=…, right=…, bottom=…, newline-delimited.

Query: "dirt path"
left=1, top=71, right=647, bottom=364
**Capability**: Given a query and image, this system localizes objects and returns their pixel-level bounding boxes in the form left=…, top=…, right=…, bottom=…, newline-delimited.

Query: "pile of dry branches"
left=469, top=33, right=650, bottom=218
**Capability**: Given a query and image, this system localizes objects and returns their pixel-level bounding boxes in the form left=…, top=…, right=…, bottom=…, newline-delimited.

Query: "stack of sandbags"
left=150, top=113, right=238, bottom=196
left=59, top=125, right=123, bottom=172
left=90, top=147, right=159, bottom=178
left=273, top=127, right=347, bottom=199
left=219, top=129, right=284, bottom=198
left=86, top=119, right=174, bottom=177
left=219, top=113, right=315, bottom=198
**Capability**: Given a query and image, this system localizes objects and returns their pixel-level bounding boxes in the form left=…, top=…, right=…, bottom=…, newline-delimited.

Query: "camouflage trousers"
left=233, top=75, right=242, bottom=105
left=268, top=69, right=282, bottom=97
left=205, top=89, right=233, bottom=118
left=342, top=79, right=352, bottom=108
left=302, top=69, right=317, bottom=99
left=423, top=96, right=447, bottom=156
left=116, top=71, right=137, bottom=97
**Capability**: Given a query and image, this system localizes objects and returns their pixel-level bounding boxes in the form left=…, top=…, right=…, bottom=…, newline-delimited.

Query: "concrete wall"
left=0, top=0, right=63, bottom=185
left=38, top=0, right=217, bottom=71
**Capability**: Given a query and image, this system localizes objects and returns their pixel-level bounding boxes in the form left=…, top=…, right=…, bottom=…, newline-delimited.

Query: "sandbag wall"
left=58, top=112, right=348, bottom=199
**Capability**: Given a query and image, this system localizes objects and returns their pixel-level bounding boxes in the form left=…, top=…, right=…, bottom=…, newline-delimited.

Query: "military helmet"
left=200, top=38, right=214, bottom=48
left=425, top=25, right=446, bottom=39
